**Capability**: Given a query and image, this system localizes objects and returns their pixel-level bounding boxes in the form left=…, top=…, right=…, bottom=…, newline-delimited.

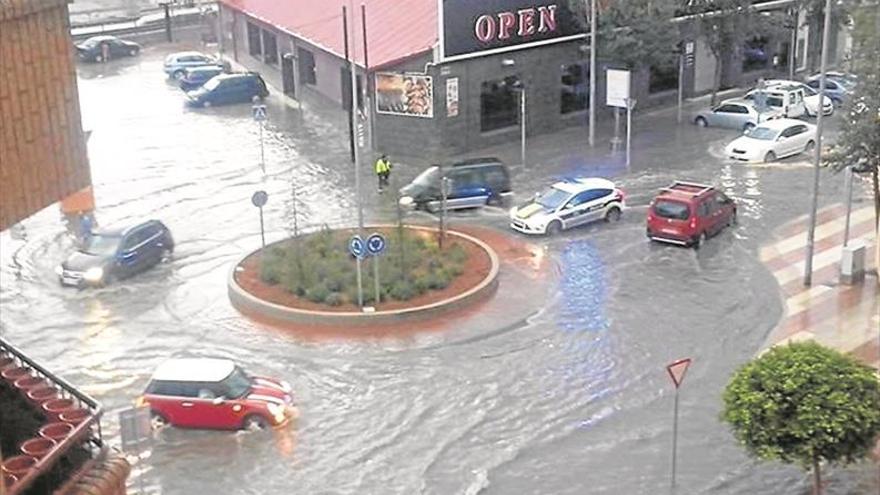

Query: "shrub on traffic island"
left=258, top=228, right=469, bottom=307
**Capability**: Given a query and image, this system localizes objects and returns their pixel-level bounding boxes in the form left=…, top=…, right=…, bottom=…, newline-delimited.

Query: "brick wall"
left=0, top=0, right=92, bottom=230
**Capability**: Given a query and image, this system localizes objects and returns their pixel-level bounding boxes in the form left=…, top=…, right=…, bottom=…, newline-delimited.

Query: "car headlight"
left=83, top=267, right=104, bottom=282
left=55, top=265, right=64, bottom=276
left=266, top=402, right=286, bottom=422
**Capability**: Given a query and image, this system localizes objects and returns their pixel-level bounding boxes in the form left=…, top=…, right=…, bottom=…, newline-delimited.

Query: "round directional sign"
left=349, top=235, right=366, bottom=259
left=366, top=233, right=386, bottom=255
left=251, top=190, right=268, bottom=207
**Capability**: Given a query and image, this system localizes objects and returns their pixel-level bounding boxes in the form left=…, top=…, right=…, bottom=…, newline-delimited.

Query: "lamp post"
left=803, top=0, right=833, bottom=286
left=586, top=0, right=597, bottom=147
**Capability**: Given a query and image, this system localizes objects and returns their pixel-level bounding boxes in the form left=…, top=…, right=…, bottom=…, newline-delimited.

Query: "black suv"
left=57, top=220, right=174, bottom=287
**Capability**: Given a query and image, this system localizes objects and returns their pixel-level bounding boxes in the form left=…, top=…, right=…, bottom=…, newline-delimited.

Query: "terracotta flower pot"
left=26, top=386, right=59, bottom=407
left=20, top=437, right=56, bottom=459
left=42, top=398, right=76, bottom=421
left=39, top=422, right=74, bottom=442
left=1, top=366, right=30, bottom=383
left=1, top=455, right=37, bottom=477
left=13, top=375, right=47, bottom=393
left=59, top=408, right=92, bottom=426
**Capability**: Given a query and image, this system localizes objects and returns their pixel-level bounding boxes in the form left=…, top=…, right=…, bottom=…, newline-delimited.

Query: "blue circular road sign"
left=251, top=190, right=268, bottom=207
left=349, top=235, right=366, bottom=258
left=366, top=233, right=386, bottom=255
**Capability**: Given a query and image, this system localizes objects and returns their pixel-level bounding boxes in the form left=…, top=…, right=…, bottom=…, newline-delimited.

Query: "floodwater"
left=1, top=47, right=875, bottom=494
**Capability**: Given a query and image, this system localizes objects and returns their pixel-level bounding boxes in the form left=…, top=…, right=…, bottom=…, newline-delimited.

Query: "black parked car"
left=75, top=36, right=141, bottom=63
left=178, top=66, right=226, bottom=91
left=185, top=72, right=268, bottom=107
left=56, top=220, right=173, bottom=287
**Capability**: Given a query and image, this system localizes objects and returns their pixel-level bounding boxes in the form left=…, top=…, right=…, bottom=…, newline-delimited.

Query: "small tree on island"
left=721, top=341, right=880, bottom=494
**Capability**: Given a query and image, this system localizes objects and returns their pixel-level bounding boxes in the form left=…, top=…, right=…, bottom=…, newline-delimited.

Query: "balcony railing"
left=0, top=336, right=104, bottom=495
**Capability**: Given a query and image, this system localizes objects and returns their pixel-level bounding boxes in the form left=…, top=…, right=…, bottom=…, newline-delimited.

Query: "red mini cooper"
left=139, top=358, right=294, bottom=430
left=646, top=181, right=737, bottom=248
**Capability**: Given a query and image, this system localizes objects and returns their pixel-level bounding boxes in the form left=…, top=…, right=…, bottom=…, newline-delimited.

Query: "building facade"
left=0, top=0, right=92, bottom=230
left=217, top=0, right=846, bottom=159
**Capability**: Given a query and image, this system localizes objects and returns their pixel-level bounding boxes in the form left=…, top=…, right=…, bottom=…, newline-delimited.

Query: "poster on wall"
left=441, top=0, right=585, bottom=61
left=446, top=77, right=459, bottom=117
left=375, top=73, right=433, bottom=118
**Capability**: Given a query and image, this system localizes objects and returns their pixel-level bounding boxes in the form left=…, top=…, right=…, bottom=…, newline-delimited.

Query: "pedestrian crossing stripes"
left=760, top=204, right=879, bottom=370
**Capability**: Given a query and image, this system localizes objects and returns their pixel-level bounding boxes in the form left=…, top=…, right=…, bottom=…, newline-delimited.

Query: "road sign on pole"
left=252, top=102, right=267, bottom=175
left=251, top=190, right=268, bottom=249
left=367, top=233, right=385, bottom=304
left=667, top=357, right=692, bottom=494
left=349, top=235, right=366, bottom=259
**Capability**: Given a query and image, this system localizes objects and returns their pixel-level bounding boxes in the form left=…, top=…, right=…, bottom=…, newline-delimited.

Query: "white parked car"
left=163, top=51, right=223, bottom=79
left=509, top=178, right=625, bottom=235
left=747, top=81, right=834, bottom=117
left=724, top=118, right=817, bottom=163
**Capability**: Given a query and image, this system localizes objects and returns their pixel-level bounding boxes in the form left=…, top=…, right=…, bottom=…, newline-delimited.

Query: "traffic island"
left=228, top=225, right=500, bottom=331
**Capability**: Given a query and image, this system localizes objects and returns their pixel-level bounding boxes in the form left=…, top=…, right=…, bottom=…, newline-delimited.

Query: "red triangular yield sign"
left=667, top=358, right=692, bottom=389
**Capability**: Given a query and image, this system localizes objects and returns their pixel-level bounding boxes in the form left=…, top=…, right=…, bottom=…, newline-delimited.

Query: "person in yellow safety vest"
left=375, top=154, right=392, bottom=192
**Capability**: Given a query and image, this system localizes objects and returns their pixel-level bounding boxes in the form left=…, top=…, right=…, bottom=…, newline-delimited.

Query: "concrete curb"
left=227, top=225, right=500, bottom=327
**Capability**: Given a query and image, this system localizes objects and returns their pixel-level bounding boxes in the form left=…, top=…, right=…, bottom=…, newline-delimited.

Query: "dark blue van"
left=185, top=72, right=268, bottom=107
left=400, top=158, right=512, bottom=212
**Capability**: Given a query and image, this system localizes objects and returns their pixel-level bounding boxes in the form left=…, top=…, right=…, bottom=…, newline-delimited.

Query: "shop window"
left=649, top=62, right=678, bottom=94
left=262, top=30, right=278, bottom=65
left=297, top=48, right=316, bottom=85
left=247, top=22, right=261, bottom=58
left=743, top=37, right=770, bottom=72
left=561, top=63, right=588, bottom=114
left=775, top=42, right=790, bottom=69
left=480, top=76, right=520, bottom=132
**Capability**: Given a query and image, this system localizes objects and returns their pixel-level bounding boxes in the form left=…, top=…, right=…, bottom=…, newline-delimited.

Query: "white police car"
left=509, top=178, right=625, bottom=235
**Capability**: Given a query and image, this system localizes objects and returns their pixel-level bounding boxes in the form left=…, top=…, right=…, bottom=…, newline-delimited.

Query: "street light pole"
left=843, top=166, right=854, bottom=247
left=588, top=0, right=597, bottom=148
left=803, top=0, right=833, bottom=286
left=520, top=87, right=526, bottom=166
left=677, top=52, right=684, bottom=124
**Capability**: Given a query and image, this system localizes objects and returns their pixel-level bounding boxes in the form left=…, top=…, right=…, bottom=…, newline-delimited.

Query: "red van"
left=646, top=181, right=737, bottom=248
left=138, top=358, right=294, bottom=430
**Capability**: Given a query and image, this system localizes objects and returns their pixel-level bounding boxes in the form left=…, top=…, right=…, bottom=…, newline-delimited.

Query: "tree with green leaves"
left=682, top=0, right=755, bottom=105
left=595, top=0, right=680, bottom=71
left=722, top=342, right=880, bottom=494
left=825, top=2, right=880, bottom=229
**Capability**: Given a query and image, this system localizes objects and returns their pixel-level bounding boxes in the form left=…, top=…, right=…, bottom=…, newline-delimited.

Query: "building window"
left=247, top=22, right=261, bottom=58
left=743, top=37, right=770, bottom=72
left=649, top=62, right=678, bottom=94
left=262, top=30, right=278, bottom=65
left=480, top=76, right=520, bottom=132
left=560, top=63, right=588, bottom=114
left=297, top=48, right=316, bottom=85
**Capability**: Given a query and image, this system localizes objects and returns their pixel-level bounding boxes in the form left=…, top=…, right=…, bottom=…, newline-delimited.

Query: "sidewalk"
left=759, top=203, right=879, bottom=370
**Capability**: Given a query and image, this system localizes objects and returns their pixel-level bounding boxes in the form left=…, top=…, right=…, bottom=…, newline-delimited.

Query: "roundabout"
left=228, top=225, right=502, bottom=329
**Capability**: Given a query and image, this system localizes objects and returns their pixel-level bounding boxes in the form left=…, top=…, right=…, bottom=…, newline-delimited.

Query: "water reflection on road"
left=0, top=46, right=872, bottom=494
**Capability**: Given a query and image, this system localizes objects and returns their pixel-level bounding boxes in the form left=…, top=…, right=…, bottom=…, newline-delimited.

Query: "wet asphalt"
left=1, top=45, right=876, bottom=495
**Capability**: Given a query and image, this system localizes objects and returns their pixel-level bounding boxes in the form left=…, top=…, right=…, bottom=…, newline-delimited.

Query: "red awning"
left=220, top=0, right=438, bottom=69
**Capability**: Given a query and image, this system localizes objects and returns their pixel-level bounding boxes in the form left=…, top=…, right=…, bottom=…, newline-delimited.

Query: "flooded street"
left=1, top=46, right=873, bottom=494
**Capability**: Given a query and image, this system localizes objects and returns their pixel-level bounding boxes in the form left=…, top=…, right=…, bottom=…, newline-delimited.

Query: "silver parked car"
left=693, top=98, right=782, bottom=131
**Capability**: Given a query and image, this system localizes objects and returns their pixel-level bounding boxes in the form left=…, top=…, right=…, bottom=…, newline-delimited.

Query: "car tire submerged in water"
left=764, top=151, right=776, bottom=163
left=242, top=415, right=268, bottom=431
left=743, top=122, right=756, bottom=132
left=693, top=231, right=708, bottom=249
left=150, top=411, right=169, bottom=430
left=804, top=140, right=816, bottom=154
left=545, top=221, right=562, bottom=236
left=605, top=207, right=622, bottom=222
left=695, top=117, right=708, bottom=127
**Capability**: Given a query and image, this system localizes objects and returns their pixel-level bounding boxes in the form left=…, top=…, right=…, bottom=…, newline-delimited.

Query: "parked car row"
left=164, top=51, right=269, bottom=107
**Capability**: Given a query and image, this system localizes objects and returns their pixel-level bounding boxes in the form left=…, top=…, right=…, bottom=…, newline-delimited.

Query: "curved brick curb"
left=228, top=226, right=500, bottom=327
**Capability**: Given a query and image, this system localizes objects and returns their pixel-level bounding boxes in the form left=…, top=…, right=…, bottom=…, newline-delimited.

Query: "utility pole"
left=587, top=0, right=597, bottom=148
left=677, top=49, right=684, bottom=124
left=342, top=6, right=355, bottom=163
left=520, top=87, right=526, bottom=166
left=803, top=0, right=833, bottom=286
